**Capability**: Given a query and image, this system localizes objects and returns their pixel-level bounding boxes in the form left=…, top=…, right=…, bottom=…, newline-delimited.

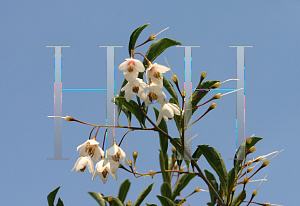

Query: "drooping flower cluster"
left=118, top=58, right=180, bottom=125
left=72, top=138, right=131, bottom=184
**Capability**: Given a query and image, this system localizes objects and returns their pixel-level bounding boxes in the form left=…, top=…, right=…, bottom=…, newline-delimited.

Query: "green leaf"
left=191, top=147, right=203, bottom=172
left=168, top=154, right=175, bottom=171
left=146, top=204, right=157, bottom=206
left=47, top=186, right=61, bottom=206
left=128, top=23, right=150, bottom=56
left=153, top=107, right=168, bottom=154
left=171, top=138, right=191, bottom=171
left=163, top=75, right=179, bottom=105
left=115, top=96, right=144, bottom=127
left=133, top=183, right=155, bottom=206
left=143, top=38, right=182, bottom=68
left=174, top=199, right=186, bottom=204
left=88, top=192, right=107, bottom=206
left=160, top=182, right=172, bottom=199
left=157, top=195, right=176, bottom=206
left=103, top=197, right=124, bottom=206
left=231, top=190, right=246, bottom=206
left=141, top=101, right=149, bottom=127
left=56, top=198, right=64, bottom=206
left=118, top=179, right=131, bottom=203
left=227, top=168, right=237, bottom=196
left=234, top=137, right=263, bottom=173
left=116, top=79, right=131, bottom=127
left=185, top=80, right=219, bottom=126
left=204, top=170, right=219, bottom=206
left=169, top=98, right=182, bottom=137
left=197, top=145, right=228, bottom=196
left=159, top=149, right=170, bottom=184
left=171, top=173, right=196, bottom=201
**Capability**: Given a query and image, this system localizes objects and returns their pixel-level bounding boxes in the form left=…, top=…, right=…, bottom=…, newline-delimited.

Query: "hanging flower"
left=76, top=138, right=104, bottom=162
left=118, top=58, right=145, bottom=82
left=106, top=143, right=131, bottom=174
left=144, top=82, right=166, bottom=106
left=146, top=63, right=170, bottom=88
left=157, top=100, right=181, bottom=126
left=71, top=156, right=94, bottom=174
left=92, top=159, right=117, bottom=184
left=121, top=78, right=147, bottom=102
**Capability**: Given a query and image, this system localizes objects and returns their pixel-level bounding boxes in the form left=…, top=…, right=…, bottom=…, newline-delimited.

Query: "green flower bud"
left=209, top=102, right=217, bottom=110
left=213, top=93, right=221, bottom=99
left=195, top=187, right=201, bottom=192
left=171, top=75, right=178, bottom=83
left=246, top=137, right=252, bottom=145
left=65, top=116, right=75, bottom=121
left=247, top=167, right=253, bottom=173
left=211, top=82, right=221, bottom=88
left=126, top=200, right=132, bottom=206
left=132, top=152, right=138, bottom=159
left=262, top=159, right=270, bottom=167
left=201, top=71, right=207, bottom=79
left=252, top=189, right=258, bottom=196
left=171, top=147, right=176, bottom=153
left=108, top=196, right=113, bottom=202
left=248, top=146, right=256, bottom=154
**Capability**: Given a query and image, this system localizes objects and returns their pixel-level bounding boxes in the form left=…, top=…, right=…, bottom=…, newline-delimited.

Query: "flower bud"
left=248, top=146, right=256, bottom=154
left=246, top=160, right=253, bottom=166
left=244, top=176, right=249, bottom=184
left=262, top=159, right=270, bottom=167
left=149, top=170, right=154, bottom=179
left=195, top=187, right=201, bottom=192
left=252, top=189, right=258, bottom=196
left=126, top=200, right=132, bottom=206
left=180, top=166, right=184, bottom=171
left=213, top=93, right=221, bottom=99
left=107, top=196, right=113, bottom=203
left=181, top=91, right=186, bottom=98
left=132, top=152, right=138, bottom=159
left=128, top=160, right=132, bottom=166
left=254, top=156, right=263, bottom=162
left=211, top=82, right=221, bottom=89
left=246, top=137, right=252, bottom=145
left=232, top=186, right=236, bottom=192
left=171, top=75, right=178, bottom=83
left=263, top=203, right=271, bottom=206
left=247, top=167, right=253, bottom=173
left=201, top=71, right=207, bottom=79
left=209, top=102, right=217, bottom=110
left=65, top=116, right=75, bottom=121
left=171, top=147, right=176, bottom=153
left=148, top=33, right=156, bottom=41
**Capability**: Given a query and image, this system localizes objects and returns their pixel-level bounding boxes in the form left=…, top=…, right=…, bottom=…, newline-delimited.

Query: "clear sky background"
left=1, top=1, right=299, bottom=205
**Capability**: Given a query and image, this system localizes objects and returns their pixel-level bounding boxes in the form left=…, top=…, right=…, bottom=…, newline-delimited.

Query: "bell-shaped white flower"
left=157, top=100, right=181, bottom=126
left=106, top=143, right=131, bottom=174
left=146, top=63, right=170, bottom=88
left=118, top=58, right=145, bottom=82
left=144, top=83, right=166, bottom=106
left=121, top=78, right=147, bottom=102
left=71, top=156, right=94, bottom=174
left=92, top=159, right=117, bottom=184
left=77, top=138, right=104, bottom=162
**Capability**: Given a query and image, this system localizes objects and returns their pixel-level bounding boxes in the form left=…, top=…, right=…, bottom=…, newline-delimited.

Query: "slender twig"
left=136, top=98, right=225, bottom=206
left=119, top=130, right=132, bottom=146
left=89, top=126, right=97, bottom=140
left=102, top=128, right=107, bottom=151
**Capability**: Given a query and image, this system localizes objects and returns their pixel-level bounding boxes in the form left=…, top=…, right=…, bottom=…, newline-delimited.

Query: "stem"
left=102, top=129, right=107, bottom=151
left=89, top=126, right=97, bottom=140
left=137, top=99, right=225, bottom=206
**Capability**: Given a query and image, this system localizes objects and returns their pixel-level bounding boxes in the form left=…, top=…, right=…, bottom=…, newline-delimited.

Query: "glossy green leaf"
left=161, top=182, right=172, bottom=199
left=227, top=168, right=237, bottom=196
left=116, top=79, right=131, bottom=127
left=103, top=197, right=124, bottom=206
left=115, top=96, right=144, bottom=127
left=184, top=80, right=219, bottom=126
left=191, top=147, right=203, bottom=172
left=163, top=75, right=179, bottom=105
left=88, top=192, right=107, bottom=206
left=146, top=204, right=157, bottom=206
left=133, top=183, right=154, bottom=206
left=169, top=98, right=182, bottom=137
left=153, top=107, right=168, bottom=154
left=174, top=199, right=186, bottom=204
left=128, top=23, right=150, bottom=56
left=171, top=138, right=191, bottom=171
left=168, top=154, right=175, bottom=171
left=159, top=149, right=170, bottom=184
left=204, top=169, right=219, bottom=206
left=56, top=198, right=64, bottom=206
left=118, top=179, right=131, bottom=203
left=231, top=190, right=246, bottom=206
left=234, top=137, right=263, bottom=173
left=143, top=38, right=182, bottom=68
left=157, top=195, right=176, bottom=206
left=171, top=173, right=196, bottom=200
left=197, top=145, right=228, bottom=196
left=47, top=186, right=61, bottom=206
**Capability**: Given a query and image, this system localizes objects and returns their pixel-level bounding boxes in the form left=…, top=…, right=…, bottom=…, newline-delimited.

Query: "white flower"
left=92, top=159, right=117, bottom=184
left=76, top=138, right=104, bottom=162
left=118, top=58, right=145, bottom=82
left=71, top=156, right=94, bottom=174
left=144, top=83, right=166, bottom=106
left=157, top=100, right=181, bottom=126
left=146, top=63, right=170, bottom=88
left=106, top=144, right=131, bottom=174
left=121, top=78, right=147, bottom=102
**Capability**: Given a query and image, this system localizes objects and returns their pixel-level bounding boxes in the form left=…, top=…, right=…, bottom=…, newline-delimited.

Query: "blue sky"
left=1, top=1, right=299, bottom=205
